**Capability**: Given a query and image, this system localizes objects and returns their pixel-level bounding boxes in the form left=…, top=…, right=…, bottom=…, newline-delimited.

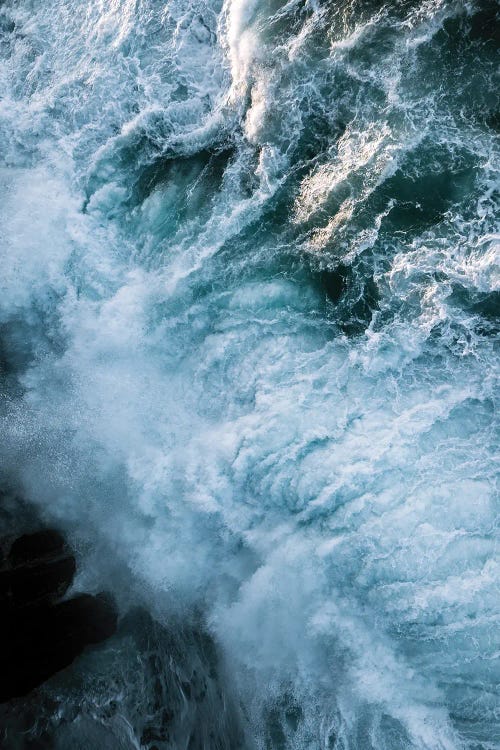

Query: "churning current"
left=0, top=0, right=499, bottom=748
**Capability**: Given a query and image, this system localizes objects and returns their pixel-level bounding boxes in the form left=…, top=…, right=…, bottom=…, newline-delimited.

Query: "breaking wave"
left=0, top=0, right=499, bottom=747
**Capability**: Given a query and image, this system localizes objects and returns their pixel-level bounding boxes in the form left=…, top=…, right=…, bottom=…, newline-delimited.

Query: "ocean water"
left=0, top=0, right=499, bottom=748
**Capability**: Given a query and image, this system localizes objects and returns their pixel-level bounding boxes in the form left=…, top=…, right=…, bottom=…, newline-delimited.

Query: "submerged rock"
left=0, top=530, right=117, bottom=703
left=0, top=604, right=247, bottom=750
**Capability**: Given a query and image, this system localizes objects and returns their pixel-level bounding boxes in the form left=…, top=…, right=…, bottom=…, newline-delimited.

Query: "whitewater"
left=0, top=0, right=498, bottom=748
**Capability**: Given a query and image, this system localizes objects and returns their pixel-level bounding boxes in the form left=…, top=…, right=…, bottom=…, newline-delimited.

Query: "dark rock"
left=0, top=555, right=76, bottom=609
left=0, top=530, right=118, bottom=703
left=0, top=592, right=118, bottom=702
left=8, top=529, right=66, bottom=565
left=0, top=529, right=75, bottom=610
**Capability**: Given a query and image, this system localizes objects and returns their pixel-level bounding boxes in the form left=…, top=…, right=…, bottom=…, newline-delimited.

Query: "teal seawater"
left=0, top=1, right=499, bottom=748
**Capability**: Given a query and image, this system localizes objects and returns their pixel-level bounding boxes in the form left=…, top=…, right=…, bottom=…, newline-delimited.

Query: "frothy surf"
left=0, top=1, right=499, bottom=748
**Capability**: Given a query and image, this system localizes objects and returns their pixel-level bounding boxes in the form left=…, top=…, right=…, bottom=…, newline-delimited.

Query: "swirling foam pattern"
left=0, top=0, right=498, bottom=747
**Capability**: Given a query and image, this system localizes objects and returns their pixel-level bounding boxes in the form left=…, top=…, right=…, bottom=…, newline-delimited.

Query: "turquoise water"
left=0, top=1, right=499, bottom=748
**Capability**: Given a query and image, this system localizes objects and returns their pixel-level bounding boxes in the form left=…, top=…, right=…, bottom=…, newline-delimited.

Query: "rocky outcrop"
left=0, top=529, right=117, bottom=702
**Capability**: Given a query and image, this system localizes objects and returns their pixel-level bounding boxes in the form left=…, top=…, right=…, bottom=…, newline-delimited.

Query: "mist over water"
left=0, top=0, right=499, bottom=747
